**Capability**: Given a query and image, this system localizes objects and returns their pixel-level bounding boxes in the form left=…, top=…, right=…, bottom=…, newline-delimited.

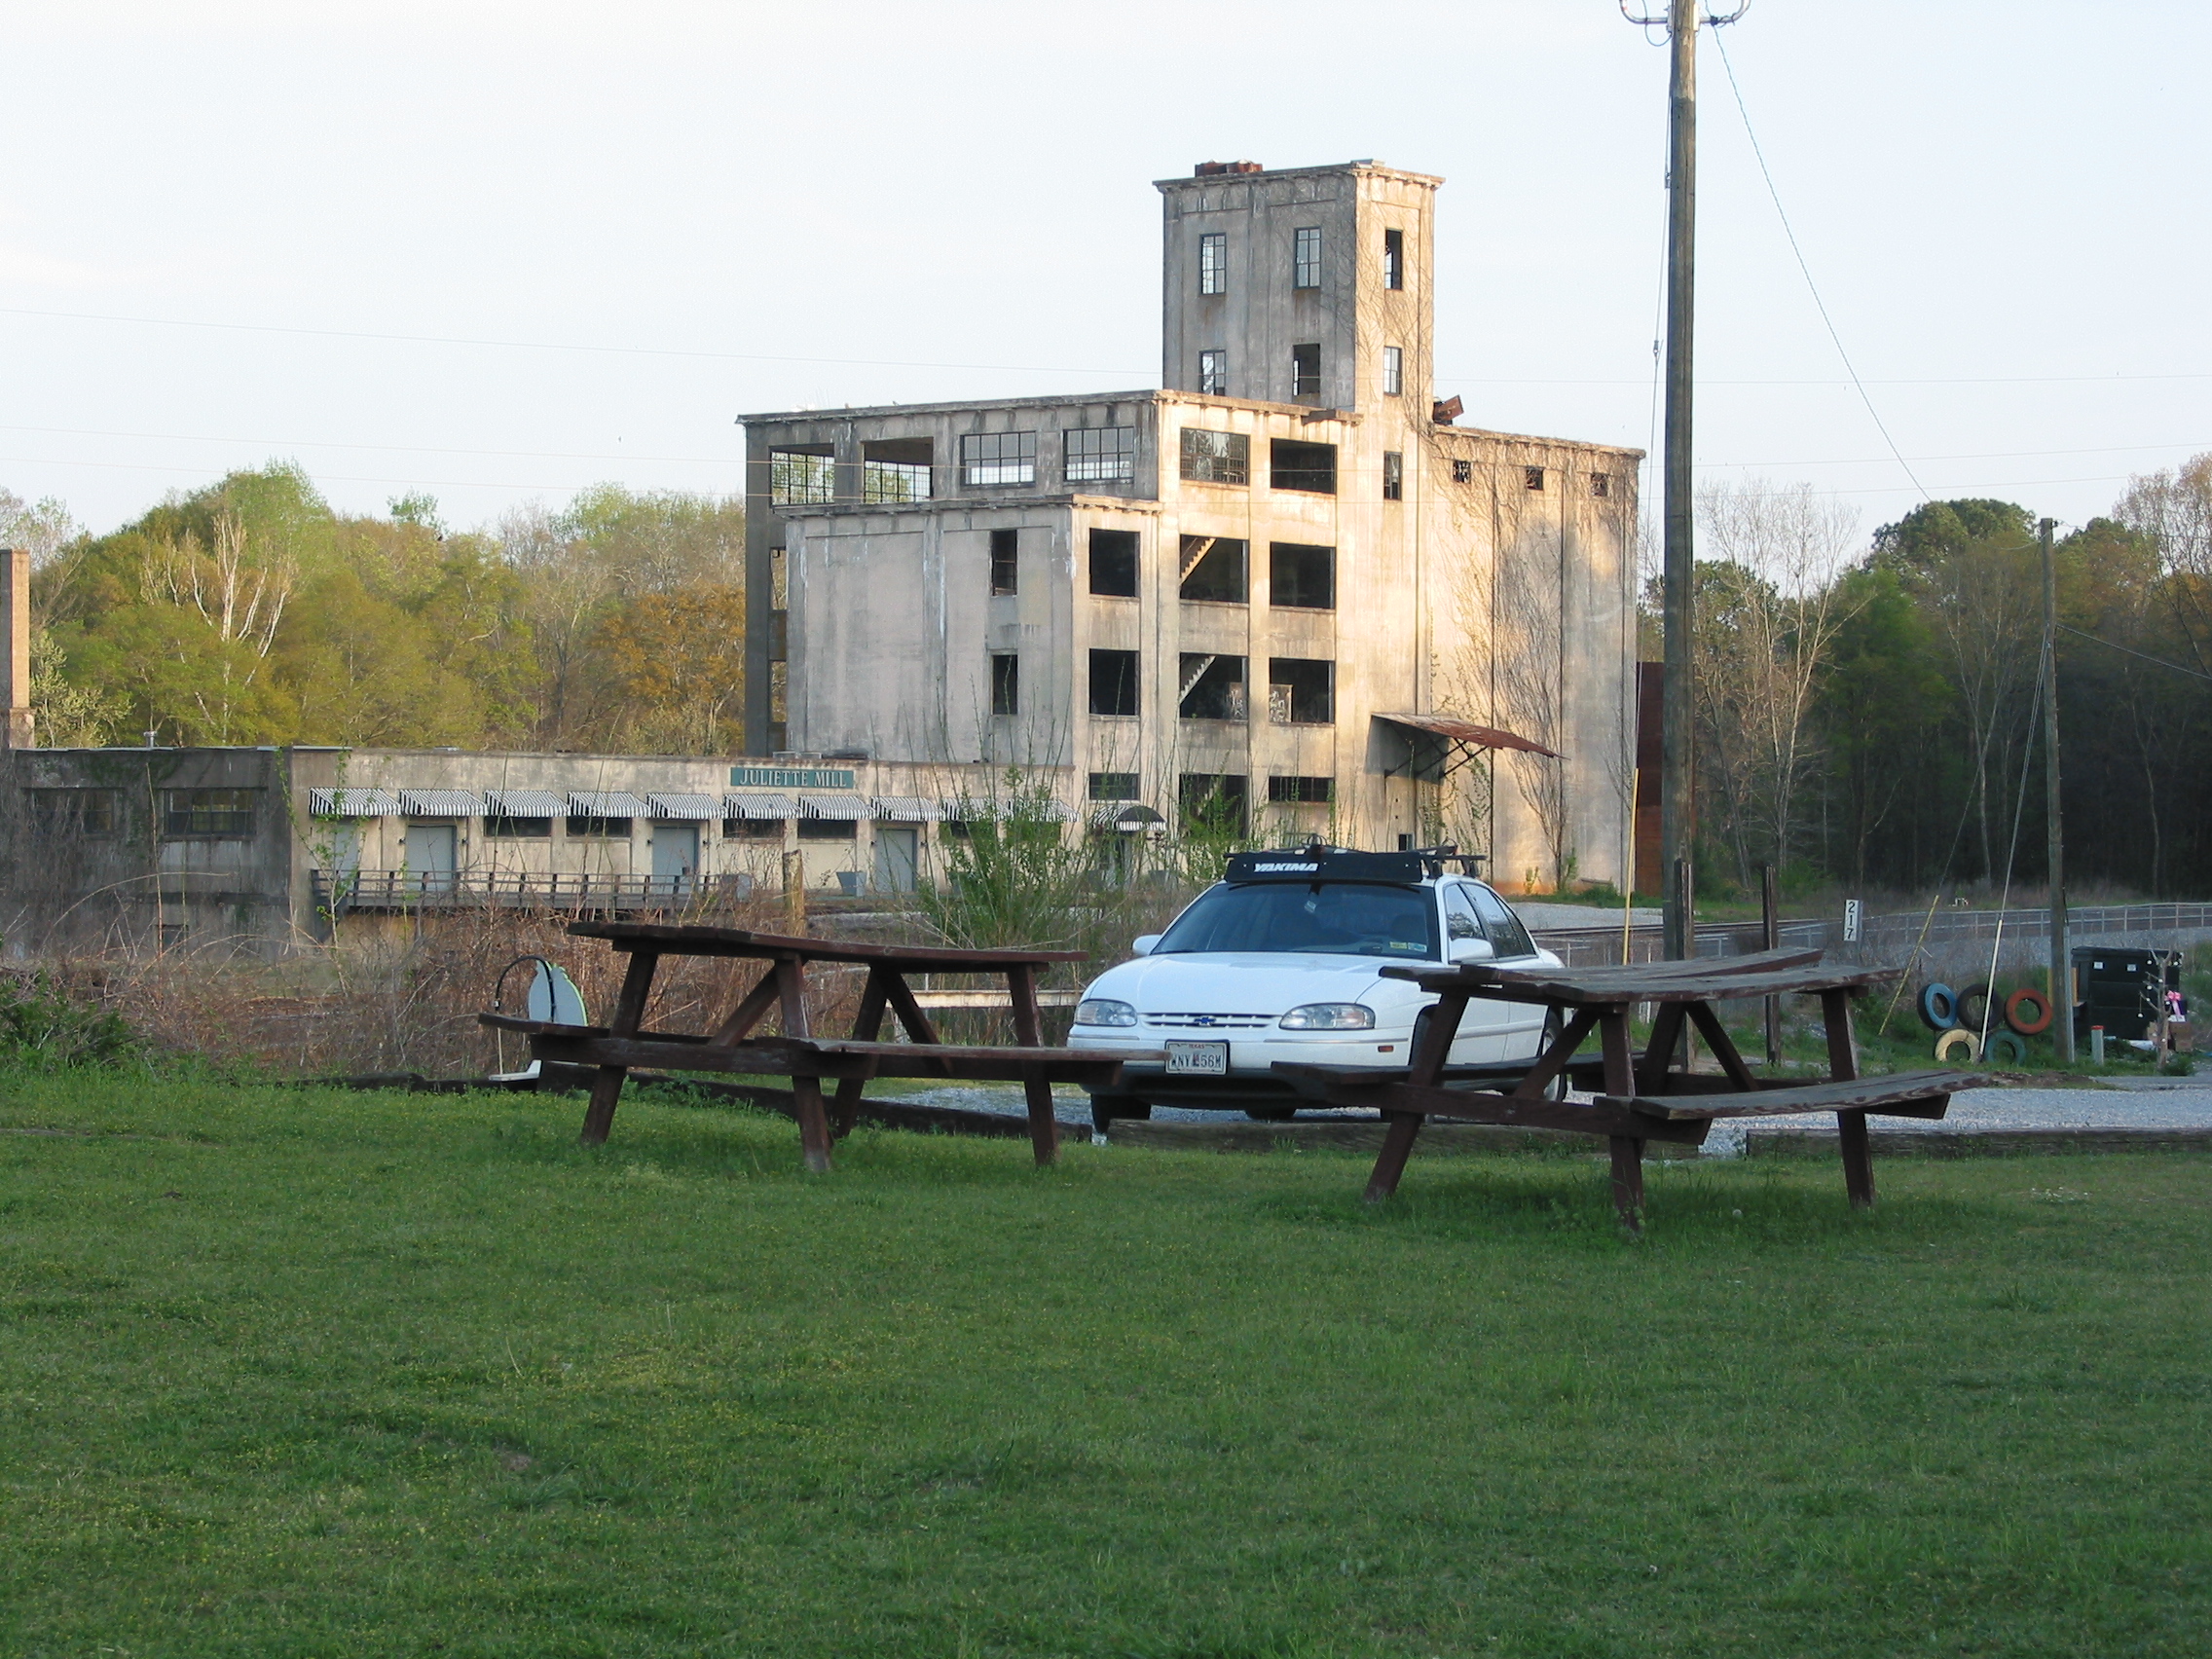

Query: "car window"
left=1155, top=881, right=1440, bottom=959
left=1443, top=885, right=1484, bottom=943
left=1467, top=884, right=1537, bottom=959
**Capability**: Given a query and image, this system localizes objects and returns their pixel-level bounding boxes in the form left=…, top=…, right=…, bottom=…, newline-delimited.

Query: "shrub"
left=0, top=970, right=141, bottom=1070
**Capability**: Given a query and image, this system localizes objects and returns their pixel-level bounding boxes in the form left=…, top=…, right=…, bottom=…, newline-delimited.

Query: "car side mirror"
left=1449, top=936, right=1495, bottom=965
left=1130, top=934, right=1161, bottom=957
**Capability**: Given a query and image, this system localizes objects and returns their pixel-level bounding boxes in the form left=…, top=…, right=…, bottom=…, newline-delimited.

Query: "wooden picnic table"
left=480, top=921, right=1160, bottom=1172
left=1273, top=945, right=1978, bottom=1230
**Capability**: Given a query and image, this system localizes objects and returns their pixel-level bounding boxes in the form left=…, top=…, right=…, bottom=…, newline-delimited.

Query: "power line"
left=2059, top=622, right=2212, bottom=684
left=1710, top=29, right=1930, bottom=501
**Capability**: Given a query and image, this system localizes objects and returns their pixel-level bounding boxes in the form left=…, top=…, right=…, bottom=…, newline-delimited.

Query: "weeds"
left=0, top=968, right=139, bottom=1070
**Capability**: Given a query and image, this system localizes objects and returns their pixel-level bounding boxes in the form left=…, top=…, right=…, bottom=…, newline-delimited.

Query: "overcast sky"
left=2, top=1, right=2205, bottom=543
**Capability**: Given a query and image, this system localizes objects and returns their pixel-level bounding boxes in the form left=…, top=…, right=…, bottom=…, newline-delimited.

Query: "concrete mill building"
left=743, top=158, right=1642, bottom=890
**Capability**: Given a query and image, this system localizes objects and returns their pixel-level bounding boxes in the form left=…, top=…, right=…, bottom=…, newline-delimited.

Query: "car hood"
left=1082, top=951, right=1425, bottom=1015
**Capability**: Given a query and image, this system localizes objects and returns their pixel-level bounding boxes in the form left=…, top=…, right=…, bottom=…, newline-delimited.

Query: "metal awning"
left=798, top=793, right=870, bottom=821
left=483, top=789, right=565, bottom=818
left=871, top=795, right=938, bottom=822
left=568, top=791, right=652, bottom=818
left=646, top=793, right=724, bottom=820
left=399, top=789, right=485, bottom=817
left=723, top=793, right=796, bottom=821
left=309, top=788, right=400, bottom=818
left=1091, top=802, right=1166, bottom=829
left=1375, top=711, right=1561, bottom=765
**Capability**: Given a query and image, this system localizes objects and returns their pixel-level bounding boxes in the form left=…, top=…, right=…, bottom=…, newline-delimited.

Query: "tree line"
left=5, top=463, right=746, bottom=755
left=1679, top=455, right=2212, bottom=900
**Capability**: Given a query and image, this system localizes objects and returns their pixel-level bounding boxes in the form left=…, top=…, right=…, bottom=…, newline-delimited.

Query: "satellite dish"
left=490, top=955, right=591, bottom=1083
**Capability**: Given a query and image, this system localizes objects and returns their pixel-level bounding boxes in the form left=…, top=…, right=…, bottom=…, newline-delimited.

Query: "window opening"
left=769, top=447, right=834, bottom=505
left=1179, top=653, right=1248, bottom=721
left=1088, top=772, right=1140, bottom=800
left=1178, top=774, right=1248, bottom=837
left=1382, top=451, right=1403, bottom=501
left=1064, top=425, right=1135, bottom=484
left=27, top=789, right=118, bottom=836
left=1383, top=228, right=1405, bottom=289
left=1178, top=535, right=1247, bottom=603
left=724, top=815, right=787, bottom=840
left=960, top=430, right=1037, bottom=487
left=1088, top=529, right=1140, bottom=597
left=163, top=788, right=255, bottom=838
left=1198, top=349, right=1228, bottom=396
left=1198, top=231, right=1227, bottom=295
left=1270, top=542, right=1335, bottom=609
left=1089, top=649, right=1140, bottom=717
left=1267, top=657, right=1334, bottom=724
left=1271, top=439, right=1337, bottom=495
left=567, top=815, right=632, bottom=838
left=861, top=437, right=933, bottom=503
left=1591, top=472, right=1611, bottom=498
left=989, top=528, right=1018, bottom=595
left=1452, top=459, right=1473, bottom=484
left=1179, top=427, right=1249, bottom=485
left=483, top=815, right=551, bottom=838
left=990, top=652, right=1020, bottom=718
left=1525, top=465, right=1545, bottom=492
left=1382, top=345, right=1402, bottom=396
left=1293, top=226, right=1321, bottom=289
left=1267, top=775, right=1334, bottom=804
left=1291, top=343, right=1321, bottom=400
left=796, top=818, right=857, bottom=842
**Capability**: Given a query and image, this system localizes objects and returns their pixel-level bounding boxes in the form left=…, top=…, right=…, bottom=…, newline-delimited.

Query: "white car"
left=1069, top=848, right=1565, bottom=1130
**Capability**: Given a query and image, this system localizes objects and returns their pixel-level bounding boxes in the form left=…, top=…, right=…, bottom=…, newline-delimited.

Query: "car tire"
left=1089, top=1094, right=1148, bottom=1135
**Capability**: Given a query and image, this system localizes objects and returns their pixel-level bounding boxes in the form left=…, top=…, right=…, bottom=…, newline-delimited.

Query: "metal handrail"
left=312, top=868, right=755, bottom=915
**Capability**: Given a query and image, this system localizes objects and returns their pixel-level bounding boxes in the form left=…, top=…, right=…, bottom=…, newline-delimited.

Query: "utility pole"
left=1658, top=0, right=1698, bottom=960
left=2040, top=517, right=2073, bottom=1062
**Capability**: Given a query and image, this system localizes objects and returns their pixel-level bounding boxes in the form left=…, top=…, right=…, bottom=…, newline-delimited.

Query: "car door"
left=1438, top=884, right=1515, bottom=1061
left=1466, top=883, right=1548, bottom=1056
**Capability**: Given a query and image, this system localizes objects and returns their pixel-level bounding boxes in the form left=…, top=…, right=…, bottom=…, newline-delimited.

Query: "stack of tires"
left=1918, top=980, right=2051, bottom=1065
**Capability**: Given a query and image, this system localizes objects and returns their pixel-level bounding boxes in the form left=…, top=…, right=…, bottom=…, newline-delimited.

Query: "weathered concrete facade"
left=741, top=160, right=1641, bottom=890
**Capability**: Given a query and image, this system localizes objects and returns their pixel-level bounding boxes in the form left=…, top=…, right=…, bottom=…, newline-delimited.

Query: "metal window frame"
left=161, top=787, right=257, bottom=838
left=1290, top=343, right=1322, bottom=399
left=1382, top=450, right=1404, bottom=502
left=769, top=449, right=835, bottom=505
left=1088, top=771, right=1141, bottom=801
left=990, top=651, right=1020, bottom=718
left=1178, top=427, right=1249, bottom=486
left=1382, top=228, right=1404, bottom=290
left=958, top=430, right=1038, bottom=487
left=1198, top=231, right=1227, bottom=295
left=1088, top=648, right=1142, bottom=718
left=861, top=459, right=933, bottom=503
left=1198, top=349, right=1228, bottom=396
left=1293, top=226, right=1322, bottom=290
left=1382, top=345, right=1402, bottom=396
left=1063, top=425, right=1135, bottom=484
left=988, top=527, right=1019, bottom=595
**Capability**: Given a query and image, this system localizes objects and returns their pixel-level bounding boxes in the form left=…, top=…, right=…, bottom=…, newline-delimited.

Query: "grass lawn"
left=3, top=1074, right=2208, bottom=1657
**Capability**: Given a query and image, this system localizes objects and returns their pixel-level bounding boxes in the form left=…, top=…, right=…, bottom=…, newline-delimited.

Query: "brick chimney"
left=1, top=547, right=32, bottom=749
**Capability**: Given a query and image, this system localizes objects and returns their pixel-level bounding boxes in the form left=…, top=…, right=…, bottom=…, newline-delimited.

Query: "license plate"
left=1164, top=1040, right=1230, bottom=1075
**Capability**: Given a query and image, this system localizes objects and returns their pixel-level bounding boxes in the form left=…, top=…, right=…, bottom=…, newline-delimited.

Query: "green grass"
left=3, top=1075, right=2209, bottom=1657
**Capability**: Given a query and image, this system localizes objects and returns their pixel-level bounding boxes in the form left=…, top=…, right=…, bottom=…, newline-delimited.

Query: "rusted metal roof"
left=1375, top=711, right=1561, bottom=759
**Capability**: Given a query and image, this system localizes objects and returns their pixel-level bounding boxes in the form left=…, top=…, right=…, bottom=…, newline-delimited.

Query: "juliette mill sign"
left=729, top=765, right=857, bottom=791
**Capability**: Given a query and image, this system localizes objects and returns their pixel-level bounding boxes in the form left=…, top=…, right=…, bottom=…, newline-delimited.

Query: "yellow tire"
left=1935, top=1027, right=1981, bottom=1063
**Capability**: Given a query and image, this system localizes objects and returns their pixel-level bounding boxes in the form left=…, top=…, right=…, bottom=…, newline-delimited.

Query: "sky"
left=1, top=0, right=2205, bottom=545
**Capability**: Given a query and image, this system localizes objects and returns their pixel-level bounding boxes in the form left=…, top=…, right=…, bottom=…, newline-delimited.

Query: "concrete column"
left=1, top=547, right=32, bottom=749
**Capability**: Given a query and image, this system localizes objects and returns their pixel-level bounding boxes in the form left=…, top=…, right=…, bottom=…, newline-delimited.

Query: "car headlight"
left=1278, top=1003, right=1377, bottom=1031
left=1074, top=998, right=1138, bottom=1028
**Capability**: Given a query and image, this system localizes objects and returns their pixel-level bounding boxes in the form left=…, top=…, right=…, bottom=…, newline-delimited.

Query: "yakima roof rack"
left=1222, top=844, right=1487, bottom=885
left=1404, top=843, right=1487, bottom=876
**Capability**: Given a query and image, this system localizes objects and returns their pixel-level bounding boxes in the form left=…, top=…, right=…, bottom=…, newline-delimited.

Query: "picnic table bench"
left=1275, top=945, right=1982, bottom=1229
left=481, top=922, right=1160, bottom=1171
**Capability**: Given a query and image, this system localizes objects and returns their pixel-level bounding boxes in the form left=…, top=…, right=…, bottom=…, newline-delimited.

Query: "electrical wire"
left=2058, top=622, right=2212, bottom=684
left=1710, top=29, right=1932, bottom=502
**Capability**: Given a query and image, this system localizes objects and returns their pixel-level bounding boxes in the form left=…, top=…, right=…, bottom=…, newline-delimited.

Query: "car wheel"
left=1089, top=1094, right=1148, bottom=1135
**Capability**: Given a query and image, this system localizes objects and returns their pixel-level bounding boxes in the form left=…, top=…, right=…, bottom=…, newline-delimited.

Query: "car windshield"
left=1154, top=881, right=1439, bottom=959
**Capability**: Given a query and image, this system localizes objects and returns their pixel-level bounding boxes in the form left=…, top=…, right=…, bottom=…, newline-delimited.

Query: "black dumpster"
left=2071, top=945, right=2184, bottom=1041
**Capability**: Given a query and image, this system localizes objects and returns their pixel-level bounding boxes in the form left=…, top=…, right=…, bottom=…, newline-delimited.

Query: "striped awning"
left=871, top=795, right=938, bottom=822
left=646, top=793, right=724, bottom=820
left=723, top=793, right=797, bottom=821
left=483, top=789, right=565, bottom=818
left=309, top=788, right=400, bottom=818
left=798, top=793, right=870, bottom=821
left=1091, top=802, right=1165, bottom=830
left=568, top=791, right=652, bottom=818
left=398, top=789, right=484, bottom=817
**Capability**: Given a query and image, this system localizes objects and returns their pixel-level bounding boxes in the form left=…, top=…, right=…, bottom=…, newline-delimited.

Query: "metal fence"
left=313, top=869, right=756, bottom=916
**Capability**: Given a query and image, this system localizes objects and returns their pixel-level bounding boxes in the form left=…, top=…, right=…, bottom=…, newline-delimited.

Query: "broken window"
left=769, top=447, right=834, bottom=505
left=1179, top=773, right=1248, bottom=836
left=1178, top=535, right=1247, bottom=604
left=960, top=430, right=1037, bottom=487
left=1179, top=653, right=1248, bottom=721
left=1270, top=542, right=1335, bottom=609
left=1383, top=228, right=1404, bottom=290
left=1382, top=345, right=1402, bottom=396
left=1198, top=349, right=1228, bottom=396
left=1064, top=425, right=1135, bottom=484
left=1088, top=529, right=1139, bottom=597
left=567, top=816, right=632, bottom=839
left=1382, top=451, right=1404, bottom=501
left=1293, top=226, right=1321, bottom=289
left=724, top=814, right=786, bottom=840
left=26, top=789, right=117, bottom=836
left=1525, top=465, right=1545, bottom=492
left=1452, top=458, right=1472, bottom=484
left=990, top=652, right=1019, bottom=718
left=1268, top=775, right=1334, bottom=804
left=1179, top=427, right=1249, bottom=486
left=1271, top=439, right=1337, bottom=495
left=1591, top=472, right=1611, bottom=498
left=1267, top=657, right=1334, bottom=724
left=862, top=438, right=933, bottom=503
left=1089, top=649, right=1140, bottom=717
left=1199, top=231, right=1227, bottom=295
left=484, top=815, right=551, bottom=838
left=796, top=818, right=856, bottom=842
left=1291, top=343, right=1321, bottom=400
left=988, top=529, right=1018, bottom=595
left=1088, top=772, right=1140, bottom=800
left=163, top=789, right=255, bottom=838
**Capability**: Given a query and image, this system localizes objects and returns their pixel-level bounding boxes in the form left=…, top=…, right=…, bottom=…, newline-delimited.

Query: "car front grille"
left=1141, top=1013, right=1276, bottom=1030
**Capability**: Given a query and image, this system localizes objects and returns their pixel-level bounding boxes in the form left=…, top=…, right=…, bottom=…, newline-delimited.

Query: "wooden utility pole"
left=1659, top=0, right=1700, bottom=960
left=2040, top=518, right=2073, bottom=1061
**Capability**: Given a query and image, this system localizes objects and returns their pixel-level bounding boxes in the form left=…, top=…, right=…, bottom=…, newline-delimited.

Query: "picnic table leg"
left=1639, top=1003, right=1688, bottom=1091
left=773, top=957, right=833, bottom=1174
left=1363, top=1111, right=1424, bottom=1203
left=1599, top=1005, right=1637, bottom=1095
left=1821, top=988, right=1875, bottom=1208
left=1608, top=1135, right=1646, bottom=1231
left=707, top=967, right=783, bottom=1044
left=580, top=950, right=659, bottom=1146
left=830, top=969, right=892, bottom=1138
left=1007, top=963, right=1060, bottom=1166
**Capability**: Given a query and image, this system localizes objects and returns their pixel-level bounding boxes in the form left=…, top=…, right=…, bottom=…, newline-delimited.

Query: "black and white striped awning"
left=483, top=790, right=566, bottom=818
left=399, top=789, right=485, bottom=817
left=798, top=793, right=870, bottom=821
left=567, top=791, right=652, bottom=818
left=870, top=795, right=938, bottom=822
left=646, top=793, right=724, bottom=820
left=308, top=788, right=400, bottom=818
left=723, top=793, right=797, bottom=820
